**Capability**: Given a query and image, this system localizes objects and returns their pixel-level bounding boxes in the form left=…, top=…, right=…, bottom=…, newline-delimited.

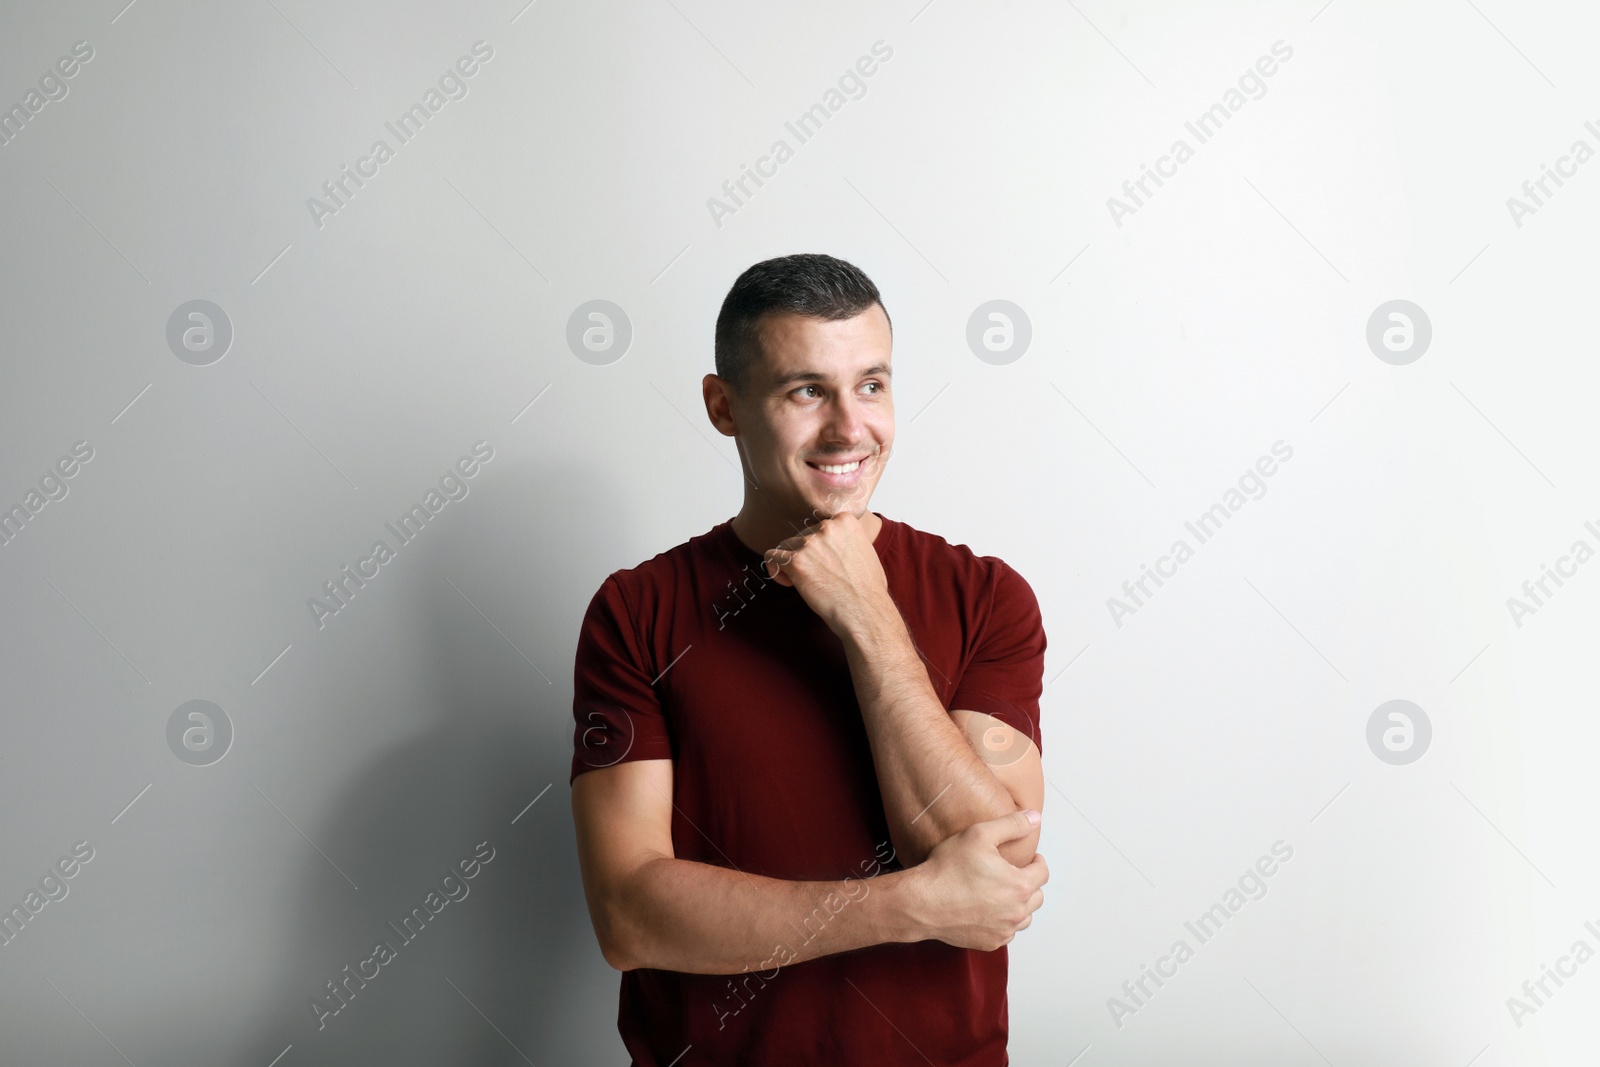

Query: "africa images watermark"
left=0, top=840, right=96, bottom=950
left=1108, top=839, right=1294, bottom=1029
left=1504, top=517, right=1600, bottom=628
left=308, top=440, right=495, bottom=630
left=1106, top=39, right=1294, bottom=228
left=711, top=555, right=777, bottom=630
left=1505, top=916, right=1600, bottom=1028
left=306, top=40, right=495, bottom=230
left=1504, top=118, right=1600, bottom=229
left=1106, top=440, right=1295, bottom=628
left=309, top=840, right=496, bottom=1030
left=0, top=440, right=95, bottom=550
left=0, top=39, right=95, bottom=148
left=710, top=839, right=898, bottom=1030
left=706, top=40, right=894, bottom=229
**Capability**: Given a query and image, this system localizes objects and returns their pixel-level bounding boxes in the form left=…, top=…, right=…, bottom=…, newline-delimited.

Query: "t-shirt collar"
left=721, top=512, right=897, bottom=567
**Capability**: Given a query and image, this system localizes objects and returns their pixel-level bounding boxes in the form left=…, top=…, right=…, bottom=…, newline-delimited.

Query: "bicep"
left=570, top=758, right=675, bottom=967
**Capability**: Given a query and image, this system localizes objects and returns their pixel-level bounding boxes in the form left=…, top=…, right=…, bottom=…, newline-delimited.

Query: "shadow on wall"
left=228, top=459, right=633, bottom=1066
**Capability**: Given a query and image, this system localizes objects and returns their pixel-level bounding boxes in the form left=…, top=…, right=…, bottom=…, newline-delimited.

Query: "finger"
left=763, top=549, right=795, bottom=582
left=781, top=525, right=822, bottom=548
left=972, top=808, right=1041, bottom=849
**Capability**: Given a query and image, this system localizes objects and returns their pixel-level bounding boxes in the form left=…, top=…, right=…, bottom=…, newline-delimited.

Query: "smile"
left=804, top=453, right=873, bottom=486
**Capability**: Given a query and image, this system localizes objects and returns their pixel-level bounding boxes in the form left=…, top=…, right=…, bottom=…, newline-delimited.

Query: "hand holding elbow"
left=904, top=809, right=1049, bottom=952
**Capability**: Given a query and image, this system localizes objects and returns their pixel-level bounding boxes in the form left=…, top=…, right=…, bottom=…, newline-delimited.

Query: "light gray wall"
left=1, top=1, right=1595, bottom=1063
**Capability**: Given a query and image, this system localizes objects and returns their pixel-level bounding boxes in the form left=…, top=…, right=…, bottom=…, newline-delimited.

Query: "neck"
left=730, top=501, right=882, bottom=557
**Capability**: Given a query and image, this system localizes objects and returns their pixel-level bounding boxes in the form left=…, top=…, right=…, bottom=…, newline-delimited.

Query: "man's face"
left=708, top=304, right=894, bottom=528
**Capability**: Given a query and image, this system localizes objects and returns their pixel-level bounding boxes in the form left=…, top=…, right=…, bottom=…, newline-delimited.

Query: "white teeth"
left=814, top=460, right=861, bottom=474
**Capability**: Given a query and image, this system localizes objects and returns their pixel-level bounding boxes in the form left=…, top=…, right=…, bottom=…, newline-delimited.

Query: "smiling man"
left=569, top=253, right=1050, bottom=1066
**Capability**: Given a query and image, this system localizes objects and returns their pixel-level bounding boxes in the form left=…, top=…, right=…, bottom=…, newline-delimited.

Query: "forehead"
left=753, top=306, right=892, bottom=383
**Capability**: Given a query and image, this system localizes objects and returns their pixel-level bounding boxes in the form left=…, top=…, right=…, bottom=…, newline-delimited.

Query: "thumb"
left=971, top=808, right=1040, bottom=848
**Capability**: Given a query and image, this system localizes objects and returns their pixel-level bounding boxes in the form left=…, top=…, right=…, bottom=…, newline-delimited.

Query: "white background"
left=1, top=0, right=1596, bottom=1063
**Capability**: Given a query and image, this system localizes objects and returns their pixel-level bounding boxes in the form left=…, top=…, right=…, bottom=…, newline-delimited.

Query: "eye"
left=861, top=380, right=884, bottom=394
left=794, top=385, right=822, bottom=399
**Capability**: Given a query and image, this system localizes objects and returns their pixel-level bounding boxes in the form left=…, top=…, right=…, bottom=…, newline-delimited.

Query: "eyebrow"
left=769, top=363, right=893, bottom=389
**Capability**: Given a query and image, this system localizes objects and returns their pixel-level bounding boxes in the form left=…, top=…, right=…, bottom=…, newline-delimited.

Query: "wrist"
left=838, top=593, right=908, bottom=655
left=873, top=867, right=931, bottom=945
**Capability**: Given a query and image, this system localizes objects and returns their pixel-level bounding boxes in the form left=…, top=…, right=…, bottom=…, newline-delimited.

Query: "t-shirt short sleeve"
left=570, top=573, right=675, bottom=785
left=947, top=559, right=1046, bottom=759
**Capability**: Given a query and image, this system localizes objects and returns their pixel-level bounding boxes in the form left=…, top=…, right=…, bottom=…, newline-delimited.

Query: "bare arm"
left=570, top=757, right=1046, bottom=973
left=841, top=599, right=1044, bottom=869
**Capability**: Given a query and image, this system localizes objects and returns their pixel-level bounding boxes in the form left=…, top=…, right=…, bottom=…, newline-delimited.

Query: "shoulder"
left=890, top=518, right=1036, bottom=599
left=885, top=519, right=1043, bottom=640
left=584, top=522, right=727, bottom=617
left=889, top=519, right=1047, bottom=686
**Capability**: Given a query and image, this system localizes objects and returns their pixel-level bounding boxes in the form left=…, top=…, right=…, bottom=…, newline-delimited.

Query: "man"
left=570, top=253, right=1049, bottom=1065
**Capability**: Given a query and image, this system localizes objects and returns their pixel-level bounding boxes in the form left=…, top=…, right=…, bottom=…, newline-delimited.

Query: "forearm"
left=843, top=602, right=1023, bottom=867
left=612, top=855, right=923, bottom=974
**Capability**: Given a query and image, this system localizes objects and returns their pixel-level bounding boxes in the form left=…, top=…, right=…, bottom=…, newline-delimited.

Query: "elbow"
left=998, top=836, right=1039, bottom=869
left=591, top=858, right=665, bottom=972
left=592, top=895, right=651, bottom=972
left=998, top=803, right=1041, bottom=868
left=599, top=936, right=637, bottom=972
left=594, top=908, right=644, bottom=972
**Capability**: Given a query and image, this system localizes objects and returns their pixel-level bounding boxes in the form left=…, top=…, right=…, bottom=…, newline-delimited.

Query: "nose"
left=822, top=391, right=868, bottom=446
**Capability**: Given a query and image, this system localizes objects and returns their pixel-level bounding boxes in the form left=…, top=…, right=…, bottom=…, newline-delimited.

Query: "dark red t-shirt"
left=570, top=512, right=1046, bottom=1066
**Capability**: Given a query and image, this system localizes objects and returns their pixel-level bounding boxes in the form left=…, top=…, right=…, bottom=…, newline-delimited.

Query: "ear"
left=703, top=373, right=739, bottom=436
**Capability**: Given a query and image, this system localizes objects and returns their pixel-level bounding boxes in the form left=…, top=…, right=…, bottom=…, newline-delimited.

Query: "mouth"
left=804, top=453, right=873, bottom=487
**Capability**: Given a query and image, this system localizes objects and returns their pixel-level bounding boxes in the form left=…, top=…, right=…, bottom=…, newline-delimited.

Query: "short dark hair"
left=714, top=253, right=890, bottom=394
